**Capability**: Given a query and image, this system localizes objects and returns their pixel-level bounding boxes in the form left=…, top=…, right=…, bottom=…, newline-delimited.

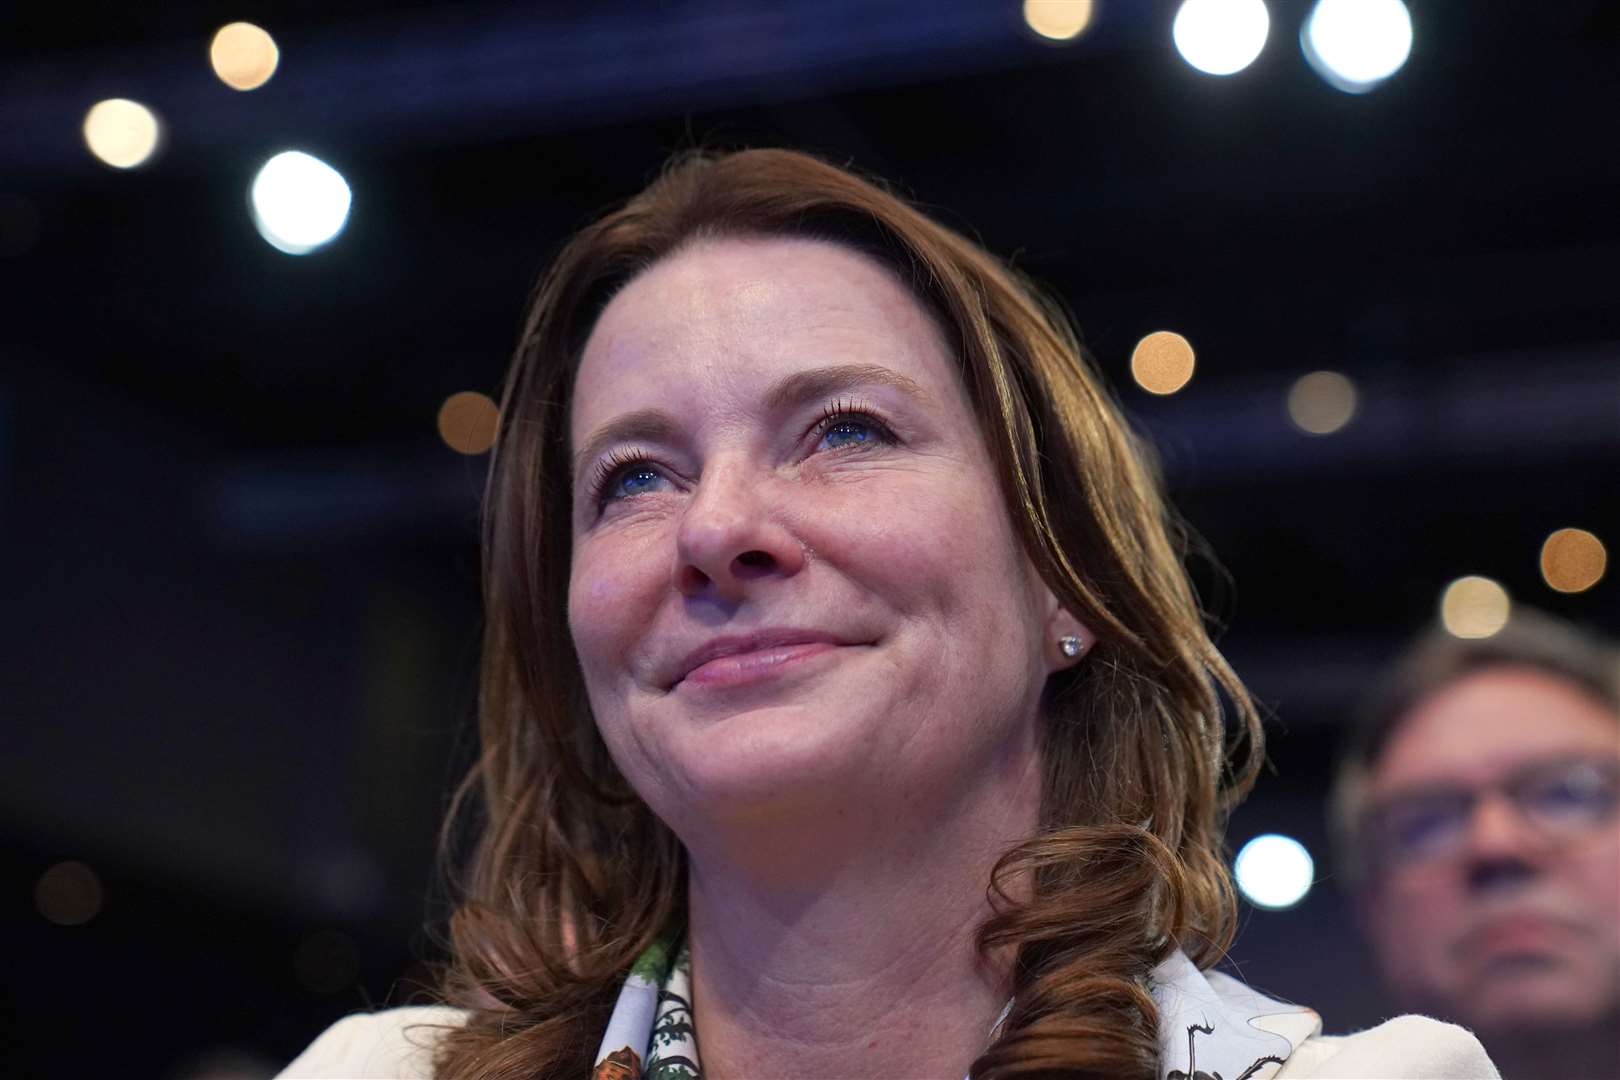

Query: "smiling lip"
left=670, top=630, right=852, bottom=690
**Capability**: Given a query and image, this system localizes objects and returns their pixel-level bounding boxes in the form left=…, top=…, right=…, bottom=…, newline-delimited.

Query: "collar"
left=1150, top=949, right=1321, bottom=1080
left=591, top=938, right=1320, bottom=1080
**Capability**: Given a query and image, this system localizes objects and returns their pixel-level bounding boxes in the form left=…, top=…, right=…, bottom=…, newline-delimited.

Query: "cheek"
left=1377, top=877, right=1464, bottom=956
left=921, top=484, right=1038, bottom=635
left=832, top=466, right=1027, bottom=608
left=567, top=531, right=670, bottom=678
left=823, top=469, right=1043, bottom=702
left=1570, top=831, right=1620, bottom=938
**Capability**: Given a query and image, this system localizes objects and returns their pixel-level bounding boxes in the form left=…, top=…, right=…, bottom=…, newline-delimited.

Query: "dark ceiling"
left=2, top=1, right=1617, bottom=1075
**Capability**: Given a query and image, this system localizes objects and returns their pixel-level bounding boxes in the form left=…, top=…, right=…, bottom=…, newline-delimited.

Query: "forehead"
left=1371, top=665, right=1620, bottom=792
left=570, top=235, right=955, bottom=438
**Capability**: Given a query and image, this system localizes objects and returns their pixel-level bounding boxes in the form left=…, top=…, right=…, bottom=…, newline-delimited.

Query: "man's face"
left=1360, top=666, right=1620, bottom=1036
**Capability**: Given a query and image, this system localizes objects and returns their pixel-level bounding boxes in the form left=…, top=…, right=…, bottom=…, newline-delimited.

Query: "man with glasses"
left=1333, top=610, right=1619, bottom=1080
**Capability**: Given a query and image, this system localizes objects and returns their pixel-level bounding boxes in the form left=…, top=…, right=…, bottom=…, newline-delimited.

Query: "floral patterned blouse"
left=590, top=936, right=1322, bottom=1080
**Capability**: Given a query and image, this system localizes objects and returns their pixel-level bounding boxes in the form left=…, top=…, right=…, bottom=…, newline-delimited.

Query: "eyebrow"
left=571, top=363, right=928, bottom=485
left=571, top=409, right=682, bottom=487
left=761, top=362, right=928, bottom=412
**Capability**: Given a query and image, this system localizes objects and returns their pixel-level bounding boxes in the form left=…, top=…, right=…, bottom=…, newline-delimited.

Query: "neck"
left=681, top=745, right=1041, bottom=1080
left=1481, top=1015, right=1620, bottom=1080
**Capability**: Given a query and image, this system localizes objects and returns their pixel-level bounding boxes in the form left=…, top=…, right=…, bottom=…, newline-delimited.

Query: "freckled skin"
left=1362, top=667, right=1620, bottom=1035
left=565, top=236, right=1072, bottom=872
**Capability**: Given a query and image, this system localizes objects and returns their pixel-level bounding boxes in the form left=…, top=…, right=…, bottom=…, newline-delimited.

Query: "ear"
left=1039, top=585, right=1095, bottom=672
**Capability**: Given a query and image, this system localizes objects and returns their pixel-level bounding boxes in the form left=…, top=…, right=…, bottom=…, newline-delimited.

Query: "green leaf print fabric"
left=591, top=937, right=699, bottom=1080
left=589, top=937, right=1320, bottom=1080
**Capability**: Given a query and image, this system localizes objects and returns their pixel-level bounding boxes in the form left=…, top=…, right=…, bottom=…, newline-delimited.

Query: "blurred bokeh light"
left=1440, top=575, right=1512, bottom=639
left=250, top=151, right=352, bottom=255
left=1234, top=834, right=1314, bottom=910
left=35, top=861, right=104, bottom=926
left=1540, top=527, right=1607, bottom=594
left=1173, top=0, right=1270, bottom=76
left=437, top=391, right=500, bottom=455
left=1023, top=0, right=1095, bottom=42
left=1302, top=0, right=1413, bottom=94
left=8, top=5, right=1620, bottom=1074
left=1287, top=370, right=1358, bottom=435
left=82, top=99, right=162, bottom=169
left=210, top=22, right=280, bottom=91
left=1131, top=330, right=1196, bottom=395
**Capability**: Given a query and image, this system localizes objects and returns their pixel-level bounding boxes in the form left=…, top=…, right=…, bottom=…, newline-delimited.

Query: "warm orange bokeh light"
left=1130, top=331, right=1196, bottom=395
left=1287, top=370, right=1358, bottom=435
left=35, top=861, right=103, bottom=926
left=437, top=391, right=499, bottom=455
left=1540, top=527, right=1606, bottom=594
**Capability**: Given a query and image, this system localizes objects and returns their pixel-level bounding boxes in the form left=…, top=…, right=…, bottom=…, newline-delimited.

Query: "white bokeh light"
left=211, top=22, right=281, bottom=91
left=83, top=98, right=163, bottom=169
left=250, top=151, right=352, bottom=255
left=1173, top=0, right=1270, bottom=76
left=1234, top=834, right=1315, bottom=910
left=1302, top=0, right=1413, bottom=94
left=1440, top=575, right=1511, bottom=640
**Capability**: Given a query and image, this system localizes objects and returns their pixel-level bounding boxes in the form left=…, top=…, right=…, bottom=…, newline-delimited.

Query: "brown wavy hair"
left=431, top=147, right=1264, bottom=1079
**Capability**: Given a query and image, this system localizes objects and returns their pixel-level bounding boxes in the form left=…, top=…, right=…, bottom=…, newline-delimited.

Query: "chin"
left=1461, top=970, right=1616, bottom=1034
left=646, top=701, right=886, bottom=827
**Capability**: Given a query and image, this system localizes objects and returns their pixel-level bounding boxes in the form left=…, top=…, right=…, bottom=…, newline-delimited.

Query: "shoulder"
left=275, top=1004, right=470, bottom=1079
left=1276, top=1014, right=1500, bottom=1079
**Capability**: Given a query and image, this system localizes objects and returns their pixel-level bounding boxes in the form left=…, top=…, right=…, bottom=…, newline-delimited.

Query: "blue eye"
left=812, top=401, right=896, bottom=454
left=819, top=419, right=875, bottom=450
left=593, top=458, right=671, bottom=506
left=615, top=466, right=664, bottom=496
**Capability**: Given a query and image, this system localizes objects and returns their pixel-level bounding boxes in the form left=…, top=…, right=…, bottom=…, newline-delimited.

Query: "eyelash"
left=586, top=446, right=656, bottom=507
left=810, top=397, right=894, bottom=450
left=585, top=399, right=897, bottom=509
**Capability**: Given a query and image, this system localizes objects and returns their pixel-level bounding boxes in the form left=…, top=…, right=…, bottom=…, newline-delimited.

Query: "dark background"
left=3, top=1, right=1617, bottom=1076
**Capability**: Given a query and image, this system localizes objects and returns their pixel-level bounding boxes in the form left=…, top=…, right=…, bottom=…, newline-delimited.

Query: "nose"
left=673, top=460, right=805, bottom=603
left=1460, top=790, right=1546, bottom=895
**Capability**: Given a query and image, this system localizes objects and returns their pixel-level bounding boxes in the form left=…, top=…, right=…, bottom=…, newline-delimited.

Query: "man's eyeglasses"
left=1360, top=756, right=1619, bottom=870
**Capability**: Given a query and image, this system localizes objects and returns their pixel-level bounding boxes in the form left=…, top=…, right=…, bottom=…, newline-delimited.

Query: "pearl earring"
left=1058, top=634, right=1084, bottom=659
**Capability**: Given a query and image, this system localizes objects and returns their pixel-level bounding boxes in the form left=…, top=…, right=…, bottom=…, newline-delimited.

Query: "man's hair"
left=1330, top=607, right=1620, bottom=883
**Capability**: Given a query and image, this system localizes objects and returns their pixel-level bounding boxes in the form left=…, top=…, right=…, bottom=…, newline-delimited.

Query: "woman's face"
left=566, top=235, right=1067, bottom=844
